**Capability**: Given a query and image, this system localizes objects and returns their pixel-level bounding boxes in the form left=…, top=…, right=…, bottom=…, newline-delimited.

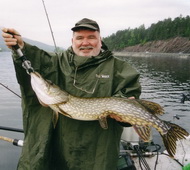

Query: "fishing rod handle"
left=6, top=31, right=34, bottom=73
left=13, top=139, right=24, bottom=147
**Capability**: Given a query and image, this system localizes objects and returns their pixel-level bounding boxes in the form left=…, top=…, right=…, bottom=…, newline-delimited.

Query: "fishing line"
left=0, top=83, right=21, bottom=98
left=178, top=139, right=186, bottom=165
left=41, top=0, right=58, bottom=52
left=134, top=145, right=151, bottom=170
left=161, top=153, right=183, bottom=167
left=153, top=144, right=159, bottom=170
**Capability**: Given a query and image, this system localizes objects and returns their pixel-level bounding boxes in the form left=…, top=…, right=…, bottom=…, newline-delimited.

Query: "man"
left=2, top=18, right=141, bottom=170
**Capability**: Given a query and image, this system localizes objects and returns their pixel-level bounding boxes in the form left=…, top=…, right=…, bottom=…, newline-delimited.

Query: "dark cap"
left=71, top=18, right=100, bottom=32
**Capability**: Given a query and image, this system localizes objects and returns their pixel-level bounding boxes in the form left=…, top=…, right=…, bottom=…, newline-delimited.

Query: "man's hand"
left=128, top=96, right=135, bottom=99
left=1, top=28, right=24, bottom=49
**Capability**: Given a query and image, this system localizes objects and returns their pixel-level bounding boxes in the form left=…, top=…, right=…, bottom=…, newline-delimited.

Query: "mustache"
left=79, top=46, right=94, bottom=50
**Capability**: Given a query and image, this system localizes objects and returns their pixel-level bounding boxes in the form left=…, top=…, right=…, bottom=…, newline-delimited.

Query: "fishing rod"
left=0, top=32, right=25, bottom=147
left=0, top=83, right=21, bottom=98
left=41, top=0, right=58, bottom=52
left=0, top=30, right=33, bottom=148
left=0, top=0, right=57, bottom=149
left=0, top=136, right=23, bottom=147
left=0, top=126, right=24, bottom=133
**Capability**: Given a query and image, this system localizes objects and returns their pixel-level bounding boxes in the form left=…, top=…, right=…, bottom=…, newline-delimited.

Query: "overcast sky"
left=1, top=0, right=190, bottom=48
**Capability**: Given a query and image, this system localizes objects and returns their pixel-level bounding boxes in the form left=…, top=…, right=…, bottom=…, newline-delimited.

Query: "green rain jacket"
left=13, top=43, right=141, bottom=170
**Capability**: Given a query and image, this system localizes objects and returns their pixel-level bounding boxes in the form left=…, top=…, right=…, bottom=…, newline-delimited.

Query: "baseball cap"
left=71, top=18, right=100, bottom=32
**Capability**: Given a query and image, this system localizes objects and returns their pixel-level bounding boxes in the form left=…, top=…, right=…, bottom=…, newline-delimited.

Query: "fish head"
left=30, top=72, right=51, bottom=93
left=30, top=72, right=69, bottom=105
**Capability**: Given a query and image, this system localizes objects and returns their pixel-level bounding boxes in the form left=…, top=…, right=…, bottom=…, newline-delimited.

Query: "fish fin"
left=57, top=107, right=72, bottom=118
left=136, top=99, right=164, bottom=115
left=161, top=122, right=189, bottom=157
left=52, top=112, right=59, bottom=128
left=133, top=125, right=151, bottom=142
left=98, top=116, right=108, bottom=129
left=51, top=104, right=72, bottom=118
left=50, top=104, right=72, bottom=127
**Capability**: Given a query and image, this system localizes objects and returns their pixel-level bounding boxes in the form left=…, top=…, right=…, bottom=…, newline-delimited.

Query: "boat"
left=118, top=127, right=190, bottom=170
left=1, top=125, right=190, bottom=170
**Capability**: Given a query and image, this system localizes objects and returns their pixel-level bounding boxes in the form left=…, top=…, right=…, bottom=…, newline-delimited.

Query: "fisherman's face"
left=72, top=29, right=102, bottom=57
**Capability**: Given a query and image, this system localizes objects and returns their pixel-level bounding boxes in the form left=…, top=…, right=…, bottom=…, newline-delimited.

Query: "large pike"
left=30, top=71, right=189, bottom=157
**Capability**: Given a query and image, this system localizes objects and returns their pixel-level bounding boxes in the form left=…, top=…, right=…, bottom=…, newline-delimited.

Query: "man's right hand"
left=1, top=28, right=24, bottom=49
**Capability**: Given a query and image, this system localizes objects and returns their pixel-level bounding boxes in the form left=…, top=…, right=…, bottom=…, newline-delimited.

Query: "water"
left=0, top=52, right=23, bottom=170
left=119, top=54, right=190, bottom=148
left=0, top=52, right=190, bottom=169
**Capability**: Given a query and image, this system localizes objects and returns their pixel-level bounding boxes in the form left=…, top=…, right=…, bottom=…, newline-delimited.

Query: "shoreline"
left=114, top=51, right=190, bottom=58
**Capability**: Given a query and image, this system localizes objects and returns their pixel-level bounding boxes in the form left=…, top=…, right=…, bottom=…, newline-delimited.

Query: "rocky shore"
left=120, top=36, right=190, bottom=55
left=114, top=51, right=190, bottom=58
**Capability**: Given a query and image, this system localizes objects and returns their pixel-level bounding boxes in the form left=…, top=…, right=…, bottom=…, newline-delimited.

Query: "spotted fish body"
left=58, top=96, right=165, bottom=130
left=30, top=72, right=189, bottom=157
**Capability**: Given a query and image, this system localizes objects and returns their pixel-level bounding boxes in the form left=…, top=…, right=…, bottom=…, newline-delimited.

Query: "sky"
left=0, top=0, right=190, bottom=49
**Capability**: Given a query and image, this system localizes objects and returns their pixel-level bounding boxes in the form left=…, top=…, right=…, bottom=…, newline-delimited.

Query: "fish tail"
left=161, top=122, right=189, bottom=157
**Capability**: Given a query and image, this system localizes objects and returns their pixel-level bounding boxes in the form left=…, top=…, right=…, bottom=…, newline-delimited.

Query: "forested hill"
left=103, top=15, right=190, bottom=53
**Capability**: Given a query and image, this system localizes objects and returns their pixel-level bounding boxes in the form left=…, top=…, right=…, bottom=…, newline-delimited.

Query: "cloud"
left=0, top=0, right=190, bottom=48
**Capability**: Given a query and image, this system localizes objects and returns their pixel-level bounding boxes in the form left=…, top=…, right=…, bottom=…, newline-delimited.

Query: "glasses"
left=73, top=67, right=99, bottom=94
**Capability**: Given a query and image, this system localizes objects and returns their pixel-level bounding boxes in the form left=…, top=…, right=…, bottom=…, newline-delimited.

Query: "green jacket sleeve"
left=12, top=43, right=57, bottom=170
left=12, top=43, right=58, bottom=87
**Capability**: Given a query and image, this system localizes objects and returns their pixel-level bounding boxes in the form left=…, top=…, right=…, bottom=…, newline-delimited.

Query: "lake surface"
left=119, top=54, right=190, bottom=146
left=0, top=52, right=23, bottom=170
left=0, top=52, right=190, bottom=169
